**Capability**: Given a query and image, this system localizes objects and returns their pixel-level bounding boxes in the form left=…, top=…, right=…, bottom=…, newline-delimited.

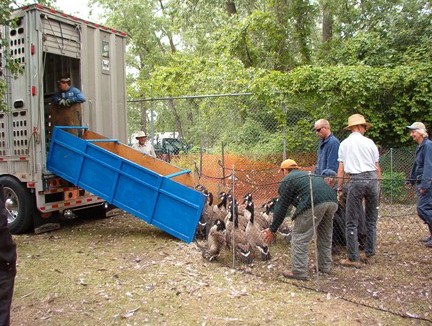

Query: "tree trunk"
left=226, top=1, right=237, bottom=16
left=322, top=3, right=333, bottom=43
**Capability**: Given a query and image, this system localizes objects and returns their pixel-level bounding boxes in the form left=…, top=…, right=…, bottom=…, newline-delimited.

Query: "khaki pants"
left=50, top=103, right=82, bottom=136
left=291, top=202, right=338, bottom=277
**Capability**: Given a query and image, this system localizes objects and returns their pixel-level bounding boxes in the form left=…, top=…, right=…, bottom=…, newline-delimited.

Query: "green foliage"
left=90, top=0, right=432, bottom=150
left=252, top=64, right=432, bottom=148
left=380, top=171, right=408, bottom=204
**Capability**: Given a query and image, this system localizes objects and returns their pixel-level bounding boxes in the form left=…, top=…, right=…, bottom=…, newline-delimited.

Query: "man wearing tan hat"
left=337, top=114, right=381, bottom=268
left=132, top=131, right=156, bottom=158
left=406, top=122, right=432, bottom=248
left=262, top=159, right=338, bottom=280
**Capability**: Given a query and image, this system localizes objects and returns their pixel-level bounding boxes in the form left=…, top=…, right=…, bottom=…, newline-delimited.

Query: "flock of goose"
left=195, top=186, right=292, bottom=264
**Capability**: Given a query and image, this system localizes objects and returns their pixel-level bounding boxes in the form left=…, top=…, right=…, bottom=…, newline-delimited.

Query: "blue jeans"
left=416, top=187, right=432, bottom=226
left=345, top=171, right=379, bottom=261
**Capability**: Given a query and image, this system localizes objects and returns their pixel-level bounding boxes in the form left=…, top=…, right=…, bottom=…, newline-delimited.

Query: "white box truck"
left=0, top=4, right=127, bottom=233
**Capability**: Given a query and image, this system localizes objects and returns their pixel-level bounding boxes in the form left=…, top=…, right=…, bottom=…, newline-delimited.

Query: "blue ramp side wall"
left=47, top=127, right=206, bottom=243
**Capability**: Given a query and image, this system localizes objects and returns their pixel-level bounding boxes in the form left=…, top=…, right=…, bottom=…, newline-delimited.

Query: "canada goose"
left=195, top=189, right=213, bottom=240
left=225, top=198, right=248, bottom=232
left=225, top=202, right=253, bottom=264
left=245, top=200, right=271, bottom=261
left=213, top=192, right=228, bottom=213
left=202, top=218, right=226, bottom=261
left=262, top=198, right=292, bottom=244
left=277, top=222, right=292, bottom=244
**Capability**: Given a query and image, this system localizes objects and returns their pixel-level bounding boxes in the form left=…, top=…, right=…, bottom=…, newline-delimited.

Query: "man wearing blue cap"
left=406, top=122, right=432, bottom=248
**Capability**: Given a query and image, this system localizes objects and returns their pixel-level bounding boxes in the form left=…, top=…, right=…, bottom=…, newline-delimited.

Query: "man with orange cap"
left=337, top=114, right=381, bottom=268
left=262, top=159, right=338, bottom=280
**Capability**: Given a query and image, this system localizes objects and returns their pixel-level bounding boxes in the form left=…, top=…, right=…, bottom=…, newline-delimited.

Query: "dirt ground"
left=10, top=207, right=431, bottom=326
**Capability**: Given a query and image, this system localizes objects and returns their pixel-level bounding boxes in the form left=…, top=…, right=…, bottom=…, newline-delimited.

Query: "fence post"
left=231, top=164, right=236, bottom=268
left=222, top=142, right=226, bottom=187
left=282, top=102, right=287, bottom=160
left=390, top=147, right=394, bottom=205
left=309, top=172, right=320, bottom=287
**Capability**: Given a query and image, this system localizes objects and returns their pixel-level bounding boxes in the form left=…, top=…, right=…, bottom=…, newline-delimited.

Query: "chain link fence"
left=127, top=95, right=431, bottom=322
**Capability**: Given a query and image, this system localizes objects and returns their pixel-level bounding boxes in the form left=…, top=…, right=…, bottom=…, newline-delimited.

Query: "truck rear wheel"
left=0, top=176, right=34, bottom=234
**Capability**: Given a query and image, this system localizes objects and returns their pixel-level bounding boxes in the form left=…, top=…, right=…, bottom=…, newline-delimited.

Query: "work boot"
left=421, top=223, right=432, bottom=242
left=339, top=259, right=362, bottom=268
left=360, top=253, right=376, bottom=264
left=282, top=270, right=308, bottom=281
left=420, top=235, right=432, bottom=242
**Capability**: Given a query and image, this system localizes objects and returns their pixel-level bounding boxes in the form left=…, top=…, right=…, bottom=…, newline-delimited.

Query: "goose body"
left=245, top=200, right=271, bottom=261
left=225, top=202, right=253, bottom=264
left=203, top=219, right=226, bottom=261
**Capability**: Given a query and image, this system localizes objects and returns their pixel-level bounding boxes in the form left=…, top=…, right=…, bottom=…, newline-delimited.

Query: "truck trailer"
left=0, top=4, right=127, bottom=234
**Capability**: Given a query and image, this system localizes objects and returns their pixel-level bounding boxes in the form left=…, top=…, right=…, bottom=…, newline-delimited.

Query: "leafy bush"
left=380, top=171, right=408, bottom=204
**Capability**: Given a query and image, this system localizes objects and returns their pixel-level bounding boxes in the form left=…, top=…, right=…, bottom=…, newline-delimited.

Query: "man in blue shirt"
left=406, top=122, right=432, bottom=248
left=314, top=119, right=340, bottom=176
left=51, top=77, right=86, bottom=136
left=52, top=77, right=86, bottom=106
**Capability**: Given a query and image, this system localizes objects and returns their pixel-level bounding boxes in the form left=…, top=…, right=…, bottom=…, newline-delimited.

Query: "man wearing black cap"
left=51, top=76, right=86, bottom=136
left=406, top=122, right=432, bottom=248
left=52, top=77, right=86, bottom=107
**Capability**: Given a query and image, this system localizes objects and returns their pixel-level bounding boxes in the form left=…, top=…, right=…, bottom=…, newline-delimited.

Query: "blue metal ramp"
left=47, top=127, right=205, bottom=243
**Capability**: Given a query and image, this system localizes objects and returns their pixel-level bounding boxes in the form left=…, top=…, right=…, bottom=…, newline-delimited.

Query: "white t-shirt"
left=132, top=141, right=156, bottom=158
left=338, top=132, right=379, bottom=174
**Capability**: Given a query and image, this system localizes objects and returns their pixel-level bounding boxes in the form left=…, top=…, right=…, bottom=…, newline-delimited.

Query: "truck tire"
left=0, top=175, right=34, bottom=234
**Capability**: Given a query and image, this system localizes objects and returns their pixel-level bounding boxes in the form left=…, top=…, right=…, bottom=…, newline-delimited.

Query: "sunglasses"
left=314, top=127, right=323, bottom=132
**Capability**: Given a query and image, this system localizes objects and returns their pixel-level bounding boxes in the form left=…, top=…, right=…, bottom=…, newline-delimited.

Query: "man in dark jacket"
left=0, top=185, right=17, bottom=325
left=262, top=159, right=338, bottom=280
left=406, top=122, right=432, bottom=248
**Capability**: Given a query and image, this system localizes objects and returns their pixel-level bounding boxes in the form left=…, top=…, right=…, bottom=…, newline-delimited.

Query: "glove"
left=58, top=99, right=72, bottom=107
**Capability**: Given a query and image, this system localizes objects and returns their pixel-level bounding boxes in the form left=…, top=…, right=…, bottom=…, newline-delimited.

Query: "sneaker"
left=282, top=271, right=308, bottom=281
left=339, top=258, right=362, bottom=268
left=425, top=239, right=432, bottom=248
left=360, top=253, right=376, bottom=264
left=420, top=235, right=432, bottom=242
